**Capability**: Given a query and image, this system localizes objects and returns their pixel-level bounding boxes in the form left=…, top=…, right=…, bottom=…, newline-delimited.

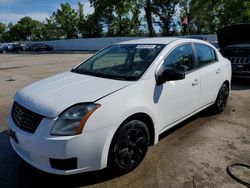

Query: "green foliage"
left=0, top=22, right=6, bottom=42
left=0, top=23, right=5, bottom=35
left=144, top=0, right=156, bottom=36
left=181, top=0, right=250, bottom=35
left=50, top=3, right=79, bottom=39
left=78, top=2, right=86, bottom=37
left=82, top=13, right=103, bottom=38
left=90, top=0, right=142, bottom=36
left=188, top=0, right=220, bottom=34
left=8, top=17, right=43, bottom=41
left=219, top=0, right=250, bottom=26
left=41, top=19, right=61, bottom=40
left=152, top=0, right=179, bottom=36
left=0, top=0, right=249, bottom=42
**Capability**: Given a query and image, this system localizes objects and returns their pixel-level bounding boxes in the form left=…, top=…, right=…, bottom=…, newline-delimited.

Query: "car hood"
left=217, top=24, right=250, bottom=48
left=15, top=71, right=133, bottom=117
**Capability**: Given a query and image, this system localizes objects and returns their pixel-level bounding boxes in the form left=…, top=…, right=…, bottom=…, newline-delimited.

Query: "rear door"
left=194, top=43, right=223, bottom=107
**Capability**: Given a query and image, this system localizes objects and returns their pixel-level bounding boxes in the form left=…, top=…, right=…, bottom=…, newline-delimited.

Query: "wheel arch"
left=214, top=80, right=230, bottom=101
left=106, top=112, right=156, bottom=171
left=118, top=112, right=155, bottom=146
left=223, top=80, right=230, bottom=91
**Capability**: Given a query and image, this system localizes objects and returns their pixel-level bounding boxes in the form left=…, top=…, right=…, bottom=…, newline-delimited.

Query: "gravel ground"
left=0, top=53, right=249, bottom=188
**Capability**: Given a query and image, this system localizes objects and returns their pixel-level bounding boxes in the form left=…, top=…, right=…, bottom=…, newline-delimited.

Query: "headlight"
left=51, top=103, right=100, bottom=136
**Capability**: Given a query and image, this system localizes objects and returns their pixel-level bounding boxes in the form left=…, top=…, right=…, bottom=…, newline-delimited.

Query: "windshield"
left=72, top=44, right=165, bottom=81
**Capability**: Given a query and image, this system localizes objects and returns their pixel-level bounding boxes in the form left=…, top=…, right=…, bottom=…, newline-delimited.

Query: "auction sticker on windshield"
left=136, top=45, right=156, bottom=49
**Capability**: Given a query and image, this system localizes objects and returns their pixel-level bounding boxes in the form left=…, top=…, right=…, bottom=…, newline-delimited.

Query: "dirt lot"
left=0, top=53, right=249, bottom=188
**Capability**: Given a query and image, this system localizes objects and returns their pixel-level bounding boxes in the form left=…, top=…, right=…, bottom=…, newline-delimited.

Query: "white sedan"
left=8, top=38, right=231, bottom=175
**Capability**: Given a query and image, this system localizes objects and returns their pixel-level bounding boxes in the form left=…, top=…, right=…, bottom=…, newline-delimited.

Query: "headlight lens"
left=51, top=103, right=100, bottom=136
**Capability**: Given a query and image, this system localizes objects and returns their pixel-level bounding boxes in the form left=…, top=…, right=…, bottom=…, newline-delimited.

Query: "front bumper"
left=230, top=58, right=250, bottom=78
left=8, top=114, right=113, bottom=175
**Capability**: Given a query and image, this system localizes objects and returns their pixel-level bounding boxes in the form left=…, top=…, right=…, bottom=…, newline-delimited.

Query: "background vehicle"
left=217, top=24, right=250, bottom=78
left=8, top=38, right=231, bottom=175
left=0, top=43, right=22, bottom=53
left=11, top=43, right=23, bottom=52
left=28, top=43, right=53, bottom=52
left=20, top=43, right=28, bottom=51
left=185, top=35, right=209, bottom=41
left=210, top=41, right=219, bottom=49
left=0, top=44, right=8, bottom=53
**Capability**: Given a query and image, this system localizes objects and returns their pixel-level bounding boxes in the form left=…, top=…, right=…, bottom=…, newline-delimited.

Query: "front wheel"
left=108, top=120, right=150, bottom=173
left=212, top=83, right=229, bottom=113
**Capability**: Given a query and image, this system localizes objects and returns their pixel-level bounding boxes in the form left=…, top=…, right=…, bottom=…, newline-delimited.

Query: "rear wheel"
left=212, top=83, right=229, bottom=113
left=108, top=120, right=150, bottom=173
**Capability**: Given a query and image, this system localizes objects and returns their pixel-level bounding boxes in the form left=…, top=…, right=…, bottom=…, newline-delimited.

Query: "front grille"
left=11, top=102, right=44, bottom=133
left=228, top=57, right=250, bottom=64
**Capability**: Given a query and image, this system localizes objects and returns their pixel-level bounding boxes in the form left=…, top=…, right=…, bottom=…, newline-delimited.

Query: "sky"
left=0, top=0, right=94, bottom=24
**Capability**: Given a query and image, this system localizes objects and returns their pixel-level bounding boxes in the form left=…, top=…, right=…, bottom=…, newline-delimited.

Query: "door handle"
left=192, top=79, right=199, bottom=86
left=216, top=68, right=221, bottom=74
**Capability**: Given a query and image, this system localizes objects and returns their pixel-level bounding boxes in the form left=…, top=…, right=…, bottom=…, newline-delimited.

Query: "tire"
left=108, top=120, right=150, bottom=173
left=212, top=83, right=229, bottom=113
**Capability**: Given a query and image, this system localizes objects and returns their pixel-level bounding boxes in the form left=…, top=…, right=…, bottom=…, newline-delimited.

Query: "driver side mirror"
left=156, top=68, right=185, bottom=85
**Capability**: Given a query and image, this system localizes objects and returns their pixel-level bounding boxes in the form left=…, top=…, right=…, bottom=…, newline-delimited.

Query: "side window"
left=163, top=44, right=195, bottom=72
left=195, top=44, right=217, bottom=67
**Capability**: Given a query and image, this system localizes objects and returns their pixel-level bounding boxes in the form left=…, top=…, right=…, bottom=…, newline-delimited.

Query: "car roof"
left=117, top=37, right=181, bottom=45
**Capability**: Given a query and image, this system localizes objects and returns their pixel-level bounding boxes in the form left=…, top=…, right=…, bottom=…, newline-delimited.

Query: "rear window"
left=195, top=44, right=218, bottom=67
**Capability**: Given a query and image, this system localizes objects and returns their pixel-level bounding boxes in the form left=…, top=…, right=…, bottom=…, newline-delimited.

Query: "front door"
left=155, top=44, right=200, bottom=131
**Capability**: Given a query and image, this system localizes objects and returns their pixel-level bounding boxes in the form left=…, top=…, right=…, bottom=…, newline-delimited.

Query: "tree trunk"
left=144, top=0, right=155, bottom=37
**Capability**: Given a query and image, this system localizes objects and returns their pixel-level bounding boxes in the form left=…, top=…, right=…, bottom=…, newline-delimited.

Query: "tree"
left=77, top=2, right=86, bottom=38
left=179, top=0, right=250, bottom=35
left=144, top=0, right=156, bottom=36
left=90, top=0, right=142, bottom=36
left=152, top=0, right=179, bottom=36
left=218, top=0, right=250, bottom=27
left=2, top=0, right=248, bottom=41
left=41, top=18, right=61, bottom=40
left=189, top=0, right=223, bottom=34
left=51, top=3, right=79, bottom=39
left=90, top=0, right=115, bottom=36
left=82, top=13, right=103, bottom=37
left=179, top=0, right=190, bottom=35
left=0, top=22, right=6, bottom=42
left=0, top=23, right=12, bottom=42
left=8, top=17, right=43, bottom=41
left=130, top=1, right=143, bottom=36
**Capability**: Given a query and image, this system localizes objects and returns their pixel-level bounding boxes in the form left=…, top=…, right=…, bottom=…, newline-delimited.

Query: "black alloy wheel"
left=213, top=83, right=229, bottom=113
left=108, top=120, right=150, bottom=173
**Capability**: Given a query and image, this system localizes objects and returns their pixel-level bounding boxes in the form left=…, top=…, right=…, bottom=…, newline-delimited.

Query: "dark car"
left=210, top=41, right=219, bottom=49
left=0, top=44, right=8, bottom=53
left=12, top=43, right=23, bottom=52
left=217, top=24, right=250, bottom=78
left=0, top=43, right=22, bottom=53
left=28, top=43, right=53, bottom=52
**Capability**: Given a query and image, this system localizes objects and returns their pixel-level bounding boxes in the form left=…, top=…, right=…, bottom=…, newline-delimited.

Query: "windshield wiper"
left=93, top=72, right=138, bottom=81
left=105, top=74, right=138, bottom=81
left=71, top=68, right=81, bottom=73
left=72, top=68, right=138, bottom=81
